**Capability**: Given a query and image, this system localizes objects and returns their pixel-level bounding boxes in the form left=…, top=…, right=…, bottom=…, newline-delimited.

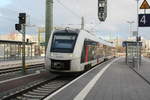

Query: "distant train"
left=45, top=28, right=115, bottom=73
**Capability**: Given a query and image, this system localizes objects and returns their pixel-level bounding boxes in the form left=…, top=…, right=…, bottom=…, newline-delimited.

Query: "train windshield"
left=51, top=33, right=77, bottom=53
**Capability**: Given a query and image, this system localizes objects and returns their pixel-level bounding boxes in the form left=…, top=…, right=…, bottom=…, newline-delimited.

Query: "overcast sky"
left=0, top=0, right=150, bottom=40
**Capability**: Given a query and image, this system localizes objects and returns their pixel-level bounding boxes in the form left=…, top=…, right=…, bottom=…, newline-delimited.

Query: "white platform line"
left=44, top=58, right=120, bottom=100
left=0, top=72, right=39, bottom=84
left=74, top=57, right=120, bottom=100
left=44, top=59, right=111, bottom=100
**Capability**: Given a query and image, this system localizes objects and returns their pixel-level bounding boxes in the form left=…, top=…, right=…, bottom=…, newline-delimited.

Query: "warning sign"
left=140, top=0, right=150, bottom=9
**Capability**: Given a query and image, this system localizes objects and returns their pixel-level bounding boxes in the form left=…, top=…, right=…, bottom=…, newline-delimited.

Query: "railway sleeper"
left=19, top=96, right=41, bottom=100
left=43, top=85, right=62, bottom=89
left=23, top=94, right=44, bottom=99
left=44, top=84, right=63, bottom=87
left=48, top=81, right=66, bottom=85
left=16, top=96, right=37, bottom=100
left=37, top=87, right=53, bottom=91
left=41, top=86, right=58, bottom=89
left=35, top=88, right=55, bottom=94
left=41, top=84, right=62, bottom=88
left=32, top=89, right=50, bottom=94
left=27, top=91, right=47, bottom=96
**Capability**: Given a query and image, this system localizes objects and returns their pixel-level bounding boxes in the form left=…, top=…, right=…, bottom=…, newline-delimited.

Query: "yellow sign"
left=140, top=0, right=150, bottom=9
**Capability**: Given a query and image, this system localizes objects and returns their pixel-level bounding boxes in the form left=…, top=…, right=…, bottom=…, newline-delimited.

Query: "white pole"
left=136, top=0, right=140, bottom=70
left=127, top=21, right=135, bottom=39
left=81, top=16, right=84, bottom=30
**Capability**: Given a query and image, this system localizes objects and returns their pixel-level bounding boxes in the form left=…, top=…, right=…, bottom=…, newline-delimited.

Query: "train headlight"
left=70, top=54, right=73, bottom=57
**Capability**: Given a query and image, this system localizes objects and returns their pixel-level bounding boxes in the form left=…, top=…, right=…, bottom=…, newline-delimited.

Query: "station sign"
left=138, top=14, right=150, bottom=27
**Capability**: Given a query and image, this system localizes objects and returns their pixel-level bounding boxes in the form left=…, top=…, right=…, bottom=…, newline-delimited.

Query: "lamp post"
left=127, top=21, right=135, bottom=39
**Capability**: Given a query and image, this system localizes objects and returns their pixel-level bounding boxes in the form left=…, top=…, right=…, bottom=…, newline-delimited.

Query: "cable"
left=0, top=16, right=16, bottom=22
left=55, top=0, right=81, bottom=19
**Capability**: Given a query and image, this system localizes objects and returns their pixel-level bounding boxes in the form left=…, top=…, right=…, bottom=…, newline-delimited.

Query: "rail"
left=0, top=63, right=44, bottom=75
left=2, top=76, right=76, bottom=100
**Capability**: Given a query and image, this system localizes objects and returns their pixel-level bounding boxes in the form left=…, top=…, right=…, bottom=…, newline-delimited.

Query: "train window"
left=81, top=39, right=99, bottom=63
left=51, top=34, right=77, bottom=53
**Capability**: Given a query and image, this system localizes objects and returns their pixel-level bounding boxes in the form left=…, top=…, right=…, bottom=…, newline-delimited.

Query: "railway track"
left=0, top=63, right=44, bottom=75
left=0, top=60, right=112, bottom=100
left=2, top=75, right=76, bottom=100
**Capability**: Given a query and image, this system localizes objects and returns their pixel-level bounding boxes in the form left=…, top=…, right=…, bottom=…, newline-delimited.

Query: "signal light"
left=15, top=24, right=21, bottom=31
left=98, top=0, right=107, bottom=21
left=19, top=13, right=26, bottom=24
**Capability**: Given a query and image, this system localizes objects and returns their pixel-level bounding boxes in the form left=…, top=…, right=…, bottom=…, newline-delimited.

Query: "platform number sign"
left=140, top=15, right=146, bottom=24
left=138, top=14, right=150, bottom=27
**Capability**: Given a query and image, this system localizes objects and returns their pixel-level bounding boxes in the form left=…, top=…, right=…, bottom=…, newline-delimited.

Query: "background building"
left=0, top=32, right=45, bottom=61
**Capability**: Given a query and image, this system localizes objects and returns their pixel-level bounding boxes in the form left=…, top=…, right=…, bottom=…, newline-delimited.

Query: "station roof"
left=0, top=40, right=36, bottom=45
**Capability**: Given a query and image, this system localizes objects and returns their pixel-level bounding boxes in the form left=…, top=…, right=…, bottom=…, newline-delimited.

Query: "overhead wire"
left=55, top=0, right=81, bottom=19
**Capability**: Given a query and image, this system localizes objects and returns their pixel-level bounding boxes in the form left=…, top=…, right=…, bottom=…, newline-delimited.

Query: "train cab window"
left=51, top=32, right=78, bottom=53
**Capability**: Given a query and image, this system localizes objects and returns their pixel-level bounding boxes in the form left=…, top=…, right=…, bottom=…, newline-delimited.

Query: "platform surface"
left=0, top=57, right=44, bottom=69
left=45, top=57, right=150, bottom=100
left=138, top=57, right=150, bottom=82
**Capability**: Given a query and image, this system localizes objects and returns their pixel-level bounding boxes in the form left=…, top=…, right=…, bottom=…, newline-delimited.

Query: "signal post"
left=15, top=13, right=26, bottom=74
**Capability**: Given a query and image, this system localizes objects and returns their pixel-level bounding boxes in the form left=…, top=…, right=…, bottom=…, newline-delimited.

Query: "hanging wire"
left=55, top=0, right=81, bottom=19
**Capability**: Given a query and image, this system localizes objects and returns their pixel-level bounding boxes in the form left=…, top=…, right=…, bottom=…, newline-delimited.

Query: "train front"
left=45, top=29, right=81, bottom=73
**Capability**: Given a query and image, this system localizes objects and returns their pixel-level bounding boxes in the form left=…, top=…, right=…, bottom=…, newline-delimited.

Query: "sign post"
left=136, top=0, right=150, bottom=69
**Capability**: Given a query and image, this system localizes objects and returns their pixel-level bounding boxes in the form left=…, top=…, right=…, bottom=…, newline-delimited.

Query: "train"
left=45, top=27, right=116, bottom=73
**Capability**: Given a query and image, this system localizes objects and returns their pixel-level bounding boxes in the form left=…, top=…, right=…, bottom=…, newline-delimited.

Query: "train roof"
left=98, top=37, right=114, bottom=47
left=54, top=27, right=80, bottom=34
left=84, top=30, right=115, bottom=47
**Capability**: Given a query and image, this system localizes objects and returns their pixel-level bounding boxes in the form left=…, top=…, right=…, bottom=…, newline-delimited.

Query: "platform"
left=44, top=57, right=150, bottom=100
left=0, top=57, right=44, bottom=70
left=136, top=57, right=150, bottom=83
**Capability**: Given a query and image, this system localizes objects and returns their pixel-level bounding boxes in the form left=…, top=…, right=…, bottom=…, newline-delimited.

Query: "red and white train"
left=45, top=28, right=115, bottom=73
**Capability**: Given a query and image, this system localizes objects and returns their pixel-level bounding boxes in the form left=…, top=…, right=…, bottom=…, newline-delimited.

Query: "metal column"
left=45, top=0, right=53, bottom=51
left=22, top=24, right=26, bottom=73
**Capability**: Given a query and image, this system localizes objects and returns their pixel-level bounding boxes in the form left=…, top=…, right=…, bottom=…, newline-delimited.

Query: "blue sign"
left=139, top=14, right=150, bottom=27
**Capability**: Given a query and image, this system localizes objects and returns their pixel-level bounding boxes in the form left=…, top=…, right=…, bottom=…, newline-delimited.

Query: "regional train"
left=45, top=28, right=115, bottom=73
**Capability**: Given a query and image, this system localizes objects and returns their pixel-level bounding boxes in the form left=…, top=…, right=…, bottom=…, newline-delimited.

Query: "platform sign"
left=140, top=0, right=150, bottom=9
left=138, top=14, right=150, bottom=27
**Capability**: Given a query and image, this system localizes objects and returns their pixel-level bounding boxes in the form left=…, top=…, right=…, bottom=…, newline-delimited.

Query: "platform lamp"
left=127, top=21, right=135, bottom=40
